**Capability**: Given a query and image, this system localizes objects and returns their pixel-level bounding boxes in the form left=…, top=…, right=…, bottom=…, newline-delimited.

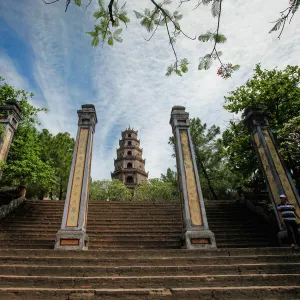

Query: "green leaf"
left=113, top=28, right=123, bottom=36
left=198, top=32, right=212, bottom=42
left=198, top=55, right=212, bottom=70
left=119, top=13, right=130, bottom=23
left=269, top=19, right=283, bottom=33
left=211, top=0, right=220, bottom=17
left=93, top=10, right=104, bottom=19
left=113, top=35, right=123, bottom=43
left=214, top=33, right=227, bottom=43
left=134, top=10, right=144, bottom=19
left=92, top=36, right=100, bottom=47
left=87, top=31, right=98, bottom=38
left=232, top=65, right=240, bottom=71
left=74, top=0, right=81, bottom=6
left=202, top=0, right=213, bottom=5
left=108, top=36, right=114, bottom=46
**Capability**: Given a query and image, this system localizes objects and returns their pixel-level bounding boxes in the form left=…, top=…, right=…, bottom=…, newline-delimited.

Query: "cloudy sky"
left=0, top=0, right=299, bottom=180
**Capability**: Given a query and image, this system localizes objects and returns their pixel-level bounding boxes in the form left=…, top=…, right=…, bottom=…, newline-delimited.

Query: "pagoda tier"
left=111, top=127, right=148, bottom=189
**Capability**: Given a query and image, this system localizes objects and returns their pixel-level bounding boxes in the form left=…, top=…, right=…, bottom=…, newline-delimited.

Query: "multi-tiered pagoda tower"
left=111, top=127, right=148, bottom=190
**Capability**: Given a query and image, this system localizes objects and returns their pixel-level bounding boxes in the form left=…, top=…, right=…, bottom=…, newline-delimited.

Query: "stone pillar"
left=244, top=109, right=300, bottom=242
left=55, top=104, right=97, bottom=250
left=0, top=101, right=21, bottom=179
left=170, top=106, right=216, bottom=249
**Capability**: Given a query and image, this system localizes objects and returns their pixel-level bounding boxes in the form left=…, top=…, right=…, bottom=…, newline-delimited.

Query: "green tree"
left=44, top=0, right=299, bottom=78
left=169, top=118, right=238, bottom=199
left=47, top=132, right=75, bottom=200
left=0, top=77, right=75, bottom=199
left=134, top=178, right=179, bottom=202
left=89, top=179, right=132, bottom=201
left=223, top=64, right=300, bottom=192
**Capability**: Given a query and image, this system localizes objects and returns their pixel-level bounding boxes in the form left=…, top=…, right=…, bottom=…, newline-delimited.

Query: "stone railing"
left=0, top=197, right=25, bottom=221
left=0, top=186, right=26, bottom=221
left=241, top=194, right=278, bottom=228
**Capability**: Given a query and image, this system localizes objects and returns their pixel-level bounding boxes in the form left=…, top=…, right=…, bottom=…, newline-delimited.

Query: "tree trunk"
left=286, top=151, right=300, bottom=194
left=59, top=179, right=63, bottom=200
left=197, top=158, right=219, bottom=200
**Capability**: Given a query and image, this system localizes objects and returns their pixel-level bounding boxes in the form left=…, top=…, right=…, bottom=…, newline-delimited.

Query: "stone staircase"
left=0, top=199, right=299, bottom=299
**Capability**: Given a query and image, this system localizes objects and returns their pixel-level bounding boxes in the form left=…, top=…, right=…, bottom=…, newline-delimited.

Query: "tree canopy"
left=42, top=0, right=299, bottom=78
left=89, top=179, right=132, bottom=200
left=222, top=64, right=300, bottom=193
left=0, top=77, right=75, bottom=199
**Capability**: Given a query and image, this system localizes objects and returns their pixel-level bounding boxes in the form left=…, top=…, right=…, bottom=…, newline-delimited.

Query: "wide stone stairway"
left=0, top=199, right=299, bottom=299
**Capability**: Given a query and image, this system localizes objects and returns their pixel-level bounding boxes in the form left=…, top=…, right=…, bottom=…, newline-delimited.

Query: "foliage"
left=169, top=118, right=239, bottom=199
left=89, top=179, right=132, bottom=201
left=38, top=130, right=75, bottom=199
left=43, top=0, right=298, bottom=78
left=223, top=64, right=300, bottom=192
left=134, top=178, right=179, bottom=202
left=0, top=76, right=75, bottom=199
left=269, top=0, right=300, bottom=39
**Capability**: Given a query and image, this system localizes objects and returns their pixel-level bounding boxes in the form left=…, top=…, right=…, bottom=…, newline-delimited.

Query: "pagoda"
left=111, top=126, right=148, bottom=190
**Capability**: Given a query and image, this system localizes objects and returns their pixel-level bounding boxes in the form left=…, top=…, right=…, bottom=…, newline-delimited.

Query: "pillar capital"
left=170, top=106, right=190, bottom=131
left=0, top=101, right=22, bottom=131
left=244, top=108, right=269, bottom=132
left=0, top=101, right=22, bottom=179
left=77, top=104, right=97, bottom=131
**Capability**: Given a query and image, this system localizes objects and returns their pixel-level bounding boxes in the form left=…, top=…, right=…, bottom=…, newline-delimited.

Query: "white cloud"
left=0, top=0, right=300, bottom=180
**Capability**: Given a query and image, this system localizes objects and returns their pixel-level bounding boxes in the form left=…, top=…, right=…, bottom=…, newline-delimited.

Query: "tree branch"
left=108, top=0, right=115, bottom=25
left=65, top=0, right=71, bottom=12
left=150, top=0, right=195, bottom=40
left=165, top=17, right=178, bottom=69
left=210, top=0, right=224, bottom=67
left=85, top=0, right=93, bottom=11
left=144, top=14, right=162, bottom=41
left=42, top=0, right=60, bottom=4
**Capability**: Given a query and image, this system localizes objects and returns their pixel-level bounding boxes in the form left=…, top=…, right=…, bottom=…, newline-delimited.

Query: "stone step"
left=0, top=286, right=298, bottom=300
left=1, top=263, right=299, bottom=277
left=0, top=232, right=182, bottom=238
left=0, top=235, right=180, bottom=247
left=1, top=254, right=299, bottom=267
left=0, top=228, right=182, bottom=233
left=217, top=242, right=271, bottom=248
left=2, top=219, right=181, bottom=224
left=0, top=248, right=294, bottom=258
left=0, top=241, right=181, bottom=250
left=0, top=274, right=299, bottom=289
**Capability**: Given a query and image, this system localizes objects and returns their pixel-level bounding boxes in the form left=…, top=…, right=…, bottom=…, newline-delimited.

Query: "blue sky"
left=0, top=0, right=300, bottom=180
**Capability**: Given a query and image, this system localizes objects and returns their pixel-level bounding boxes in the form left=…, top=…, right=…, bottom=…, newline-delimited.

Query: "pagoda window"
left=128, top=134, right=131, bottom=137
left=128, top=151, right=132, bottom=156
left=127, top=162, right=133, bottom=169
left=126, top=176, right=133, bottom=183
left=128, top=141, right=132, bottom=146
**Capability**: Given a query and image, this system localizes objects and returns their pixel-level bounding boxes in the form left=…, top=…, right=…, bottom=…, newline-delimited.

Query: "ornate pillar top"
left=77, top=104, right=98, bottom=130
left=244, top=108, right=269, bottom=132
left=170, top=106, right=189, bottom=130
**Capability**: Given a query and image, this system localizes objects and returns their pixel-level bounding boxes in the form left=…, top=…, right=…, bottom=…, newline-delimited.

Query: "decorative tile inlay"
left=180, top=130, right=202, bottom=226
left=66, top=128, right=89, bottom=227
left=0, top=128, right=13, bottom=161
left=254, top=132, right=279, bottom=202
left=263, top=129, right=300, bottom=215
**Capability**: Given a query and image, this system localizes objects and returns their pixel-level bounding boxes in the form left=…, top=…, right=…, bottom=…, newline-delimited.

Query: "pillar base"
left=277, top=228, right=300, bottom=247
left=55, top=229, right=89, bottom=250
left=185, top=229, right=216, bottom=249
